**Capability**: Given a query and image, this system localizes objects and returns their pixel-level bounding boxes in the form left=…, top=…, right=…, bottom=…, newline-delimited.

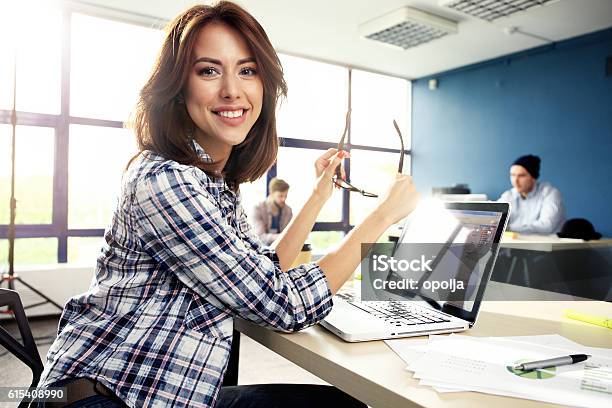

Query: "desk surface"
left=386, top=231, right=612, bottom=252
left=501, top=235, right=612, bottom=252
left=236, top=291, right=611, bottom=408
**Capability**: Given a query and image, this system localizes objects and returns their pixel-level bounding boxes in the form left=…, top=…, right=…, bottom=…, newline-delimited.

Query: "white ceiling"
left=75, top=0, right=612, bottom=79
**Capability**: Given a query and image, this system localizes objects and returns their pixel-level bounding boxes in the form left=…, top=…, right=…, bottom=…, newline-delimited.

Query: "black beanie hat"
left=513, top=154, right=541, bottom=179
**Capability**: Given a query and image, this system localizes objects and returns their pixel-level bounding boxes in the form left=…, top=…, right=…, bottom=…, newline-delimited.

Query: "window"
left=308, top=231, right=344, bottom=255
left=68, top=125, right=137, bottom=229
left=276, top=54, right=348, bottom=142
left=0, top=50, right=13, bottom=111
left=351, top=69, right=411, bottom=148
left=239, top=177, right=267, bottom=221
left=0, top=238, right=58, bottom=266
left=349, top=150, right=411, bottom=225
left=2, top=126, right=55, bottom=225
left=348, top=70, right=411, bottom=226
left=0, top=7, right=62, bottom=114
left=0, top=4, right=411, bottom=264
left=70, top=13, right=164, bottom=121
left=276, top=147, right=342, bottom=223
left=67, top=237, right=105, bottom=265
left=0, top=4, right=163, bottom=263
left=0, top=125, right=11, bottom=224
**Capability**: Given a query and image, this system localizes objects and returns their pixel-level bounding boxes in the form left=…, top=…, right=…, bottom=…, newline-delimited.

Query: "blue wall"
left=412, top=28, right=612, bottom=236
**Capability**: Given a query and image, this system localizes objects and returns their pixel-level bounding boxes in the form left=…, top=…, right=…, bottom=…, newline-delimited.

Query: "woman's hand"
left=374, top=174, right=420, bottom=225
left=312, top=148, right=347, bottom=201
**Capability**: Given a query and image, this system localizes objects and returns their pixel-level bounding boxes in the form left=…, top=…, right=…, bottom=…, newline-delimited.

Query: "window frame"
left=0, top=4, right=412, bottom=263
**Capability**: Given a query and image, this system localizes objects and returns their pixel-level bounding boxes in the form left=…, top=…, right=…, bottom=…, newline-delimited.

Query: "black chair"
left=0, top=288, right=45, bottom=407
left=221, top=328, right=241, bottom=386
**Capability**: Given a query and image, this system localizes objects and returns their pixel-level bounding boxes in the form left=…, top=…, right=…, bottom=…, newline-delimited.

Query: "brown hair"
left=268, top=177, right=290, bottom=193
left=129, top=1, right=287, bottom=189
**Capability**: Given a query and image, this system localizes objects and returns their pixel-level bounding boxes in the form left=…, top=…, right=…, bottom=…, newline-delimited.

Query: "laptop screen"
left=391, top=201, right=509, bottom=322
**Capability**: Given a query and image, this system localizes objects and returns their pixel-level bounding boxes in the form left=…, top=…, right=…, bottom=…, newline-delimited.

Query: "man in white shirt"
left=498, top=155, right=565, bottom=234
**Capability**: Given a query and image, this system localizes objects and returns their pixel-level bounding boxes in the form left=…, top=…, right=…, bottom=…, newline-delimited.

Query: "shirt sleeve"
left=133, top=167, right=333, bottom=333
left=497, top=190, right=511, bottom=203
left=497, top=190, right=519, bottom=231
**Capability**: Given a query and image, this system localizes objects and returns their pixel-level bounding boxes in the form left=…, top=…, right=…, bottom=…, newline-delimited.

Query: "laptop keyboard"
left=346, top=300, right=451, bottom=327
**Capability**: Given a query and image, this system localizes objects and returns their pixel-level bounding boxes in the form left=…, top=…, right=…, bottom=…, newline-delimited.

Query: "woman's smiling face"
left=185, top=22, right=263, bottom=163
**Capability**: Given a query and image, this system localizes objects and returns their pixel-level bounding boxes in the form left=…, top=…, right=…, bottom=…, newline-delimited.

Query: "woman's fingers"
left=314, top=148, right=337, bottom=176
left=324, top=151, right=345, bottom=177
left=318, top=148, right=338, bottom=161
left=315, top=148, right=351, bottom=179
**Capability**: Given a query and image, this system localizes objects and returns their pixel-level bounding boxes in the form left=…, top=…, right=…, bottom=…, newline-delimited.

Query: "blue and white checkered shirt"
left=38, top=141, right=333, bottom=407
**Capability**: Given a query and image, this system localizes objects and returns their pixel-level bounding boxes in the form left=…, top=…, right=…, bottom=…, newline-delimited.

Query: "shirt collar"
left=191, top=139, right=238, bottom=200
left=192, top=139, right=214, bottom=164
left=514, top=181, right=539, bottom=199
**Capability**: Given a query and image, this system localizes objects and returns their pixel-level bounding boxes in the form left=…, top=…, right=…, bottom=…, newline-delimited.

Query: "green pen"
left=565, top=309, right=612, bottom=329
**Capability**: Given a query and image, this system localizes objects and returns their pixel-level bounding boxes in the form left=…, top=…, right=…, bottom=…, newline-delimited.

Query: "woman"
left=37, top=2, right=419, bottom=407
left=251, top=177, right=293, bottom=245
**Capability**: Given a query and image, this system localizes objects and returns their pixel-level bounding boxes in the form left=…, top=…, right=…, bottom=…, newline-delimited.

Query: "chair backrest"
left=0, top=288, right=44, bottom=389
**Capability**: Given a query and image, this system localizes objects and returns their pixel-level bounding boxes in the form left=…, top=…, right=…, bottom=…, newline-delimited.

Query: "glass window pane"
left=349, top=150, right=411, bottom=225
left=0, top=32, right=15, bottom=111
left=68, top=236, right=104, bottom=265
left=0, top=125, right=11, bottom=224
left=351, top=70, right=411, bottom=149
left=239, top=176, right=267, bottom=222
left=0, top=238, right=58, bottom=266
left=276, top=147, right=341, bottom=222
left=308, top=231, right=344, bottom=255
left=68, top=125, right=137, bottom=229
left=0, top=4, right=62, bottom=114
left=0, top=126, right=55, bottom=224
left=70, top=13, right=164, bottom=121
left=276, top=54, right=348, bottom=142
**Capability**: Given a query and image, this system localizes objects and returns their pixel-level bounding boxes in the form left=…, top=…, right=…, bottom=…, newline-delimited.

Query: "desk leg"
left=222, top=328, right=240, bottom=386
left=522, top=257, right=530, bottom=287
left=506, top=256, right=518, bottom=283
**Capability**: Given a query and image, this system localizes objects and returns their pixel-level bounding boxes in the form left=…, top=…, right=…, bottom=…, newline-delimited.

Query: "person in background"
left=498, top=154, right=565, bottom=234
left=252, top=178, right=293, bottom=245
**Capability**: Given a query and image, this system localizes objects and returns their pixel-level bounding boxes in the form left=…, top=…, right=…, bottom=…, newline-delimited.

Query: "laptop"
left=320, top=201, right=510, bottom=342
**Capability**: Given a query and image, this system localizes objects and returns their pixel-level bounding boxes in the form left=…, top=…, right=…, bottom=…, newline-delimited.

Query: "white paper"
left=387, top=333, right=612, bottom=404
left=412, top=336, right=612, bottom=408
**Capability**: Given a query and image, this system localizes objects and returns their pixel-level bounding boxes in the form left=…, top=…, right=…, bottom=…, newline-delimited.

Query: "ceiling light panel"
left=359, top=7, right=458, bottom=50
left=440, top=0, right=559, bottom=22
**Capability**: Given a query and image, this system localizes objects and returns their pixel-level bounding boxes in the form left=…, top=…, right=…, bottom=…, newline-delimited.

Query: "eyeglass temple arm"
left=335, top=110, right=351, bottom=178
left=393, top=119, right=405, bottom=174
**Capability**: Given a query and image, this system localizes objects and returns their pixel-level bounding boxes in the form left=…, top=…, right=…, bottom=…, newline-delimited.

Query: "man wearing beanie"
left=498, top=154, right=565, bottom=234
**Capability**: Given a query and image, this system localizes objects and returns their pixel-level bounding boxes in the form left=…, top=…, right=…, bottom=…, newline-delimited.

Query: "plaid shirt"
left=38, top=141, right=333, bottom=407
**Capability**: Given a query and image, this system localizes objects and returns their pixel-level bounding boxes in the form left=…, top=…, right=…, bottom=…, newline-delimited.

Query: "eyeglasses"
left=332, top=111, right=405, bottom=198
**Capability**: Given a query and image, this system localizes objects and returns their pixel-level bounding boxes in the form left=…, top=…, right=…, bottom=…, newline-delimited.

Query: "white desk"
left=386, top=231, right=612, bottom=252
left=236, top=286, right=611, bottom=408
left=501, top=234, right=612, bottom=252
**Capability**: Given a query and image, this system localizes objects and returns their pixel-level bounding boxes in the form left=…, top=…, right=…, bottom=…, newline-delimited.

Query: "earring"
left=174, top=93, right=185, bottom=104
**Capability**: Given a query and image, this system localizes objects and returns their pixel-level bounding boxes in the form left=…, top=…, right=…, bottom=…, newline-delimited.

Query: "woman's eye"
left=240, top=67, right=257, bottom=76
left=198, top=67, right=219, bottom=77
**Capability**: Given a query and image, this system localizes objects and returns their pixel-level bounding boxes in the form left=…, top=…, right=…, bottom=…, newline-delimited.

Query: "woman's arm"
left=134, top=167, right=332, bottom=333
left=318, top=174, right=419, bottom=294
left=272, top=149, right=345, bottom=270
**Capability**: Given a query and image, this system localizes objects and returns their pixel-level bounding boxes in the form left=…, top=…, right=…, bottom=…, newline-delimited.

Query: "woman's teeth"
left=217, top=109, right=244, bottom=118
